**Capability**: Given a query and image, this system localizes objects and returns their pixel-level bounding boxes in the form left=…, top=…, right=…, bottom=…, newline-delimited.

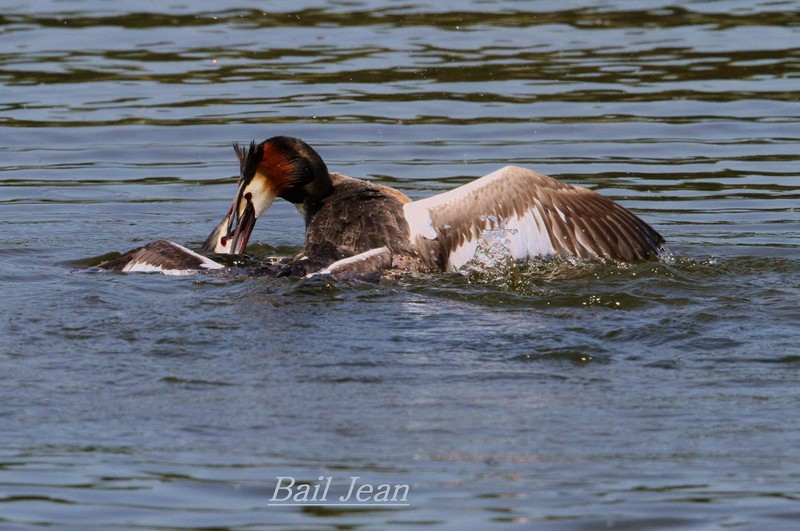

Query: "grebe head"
left=205, top=136, right=332, bottom=255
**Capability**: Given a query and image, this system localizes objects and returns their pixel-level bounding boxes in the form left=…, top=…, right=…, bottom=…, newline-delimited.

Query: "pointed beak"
left=230, top=193, right=256, bottom=255
left=206, top=175, right=274, bottom=256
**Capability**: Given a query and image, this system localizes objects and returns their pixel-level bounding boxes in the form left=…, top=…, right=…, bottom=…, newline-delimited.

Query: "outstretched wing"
left=98, top=240, right=225, bottom=275
left=403, top=166, right=664, bottom=271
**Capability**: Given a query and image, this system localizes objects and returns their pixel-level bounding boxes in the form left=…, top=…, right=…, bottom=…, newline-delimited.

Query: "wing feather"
left=403, top=166, right=664, bottom=270
left=98, top=240, right=224, bottom=275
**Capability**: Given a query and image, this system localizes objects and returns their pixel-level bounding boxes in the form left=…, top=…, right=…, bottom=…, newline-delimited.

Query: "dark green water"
left=1, top=1, right=799, bottom=528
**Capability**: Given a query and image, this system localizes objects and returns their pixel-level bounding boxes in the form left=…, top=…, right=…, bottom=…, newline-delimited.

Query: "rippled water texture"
left=1, top=1, right=799, bottom=528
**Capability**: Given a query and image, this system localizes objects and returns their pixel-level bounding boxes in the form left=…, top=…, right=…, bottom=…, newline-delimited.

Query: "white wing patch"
left=406, top=167, right=510, bottom=212
left=122, top=262, right=198, bottom=276
left=119, top=241, right=225, bottom=275
left=506, top=209, right=559, bottom=261
left=403, top=167, right=513, bottom=244
left=446, top=238, right=479, bottom=271
left=167, top=242, right=225, bottom=270
left=403, top=201, right=437, bottom=241
left=405, top=167, right=565, bottom=271
left=445, top=209, right=559, bottom=271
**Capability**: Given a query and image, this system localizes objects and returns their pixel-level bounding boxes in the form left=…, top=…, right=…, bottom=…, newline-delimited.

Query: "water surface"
left=1, top=0, right=799, bottom=528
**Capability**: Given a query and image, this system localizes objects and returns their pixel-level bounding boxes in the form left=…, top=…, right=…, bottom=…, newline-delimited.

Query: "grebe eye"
left=221, top=236, right=227, bottom=246
left=245, top=192, right=252, bottom=201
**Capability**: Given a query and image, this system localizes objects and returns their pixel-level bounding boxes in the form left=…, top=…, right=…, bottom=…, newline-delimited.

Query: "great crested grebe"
left=199, top=135, right=664, bottom=276
left=100, top=135, right=664, bottom=276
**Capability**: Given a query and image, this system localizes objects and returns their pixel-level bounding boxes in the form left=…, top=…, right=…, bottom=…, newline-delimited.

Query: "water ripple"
left=1, top=0, right=799, bottom=528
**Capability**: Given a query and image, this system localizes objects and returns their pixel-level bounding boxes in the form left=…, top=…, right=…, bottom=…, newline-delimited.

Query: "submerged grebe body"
left=98, top=239, right=225, bottom=275
left=202, top=136, right=664, bottom=276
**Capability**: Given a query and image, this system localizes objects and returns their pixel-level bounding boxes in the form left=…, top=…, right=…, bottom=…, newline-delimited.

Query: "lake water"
left=1, top=0, right=799, bottom=528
